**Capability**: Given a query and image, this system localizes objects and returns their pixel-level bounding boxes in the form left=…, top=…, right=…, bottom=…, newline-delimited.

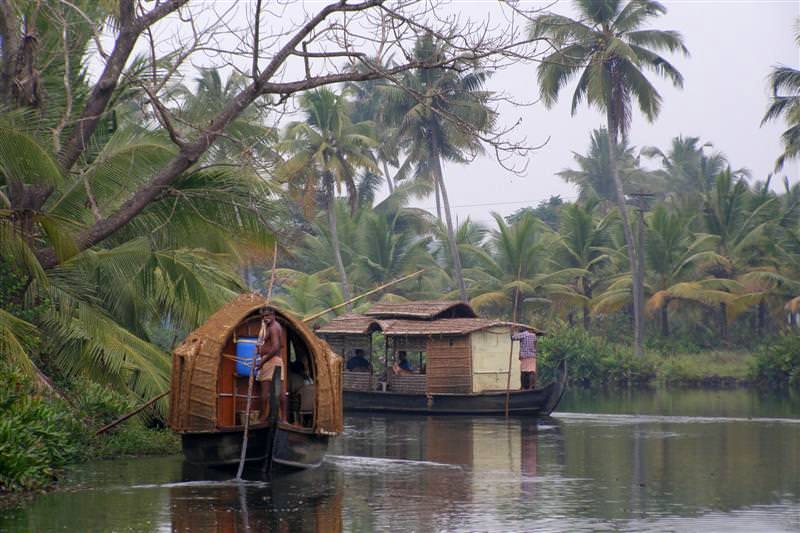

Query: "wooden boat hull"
left=180, top=424, right=330, bottom=469
left=344, top=361, right=567, bottom=416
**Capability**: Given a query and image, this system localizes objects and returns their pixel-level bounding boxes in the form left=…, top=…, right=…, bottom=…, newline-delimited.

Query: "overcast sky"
left=400, top=0, right=800, bottom=223
left=137, top=1, right=800, bottom=224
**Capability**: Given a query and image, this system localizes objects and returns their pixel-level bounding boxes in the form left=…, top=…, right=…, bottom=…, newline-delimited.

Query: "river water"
left=2, top=388, right=799, bottom=532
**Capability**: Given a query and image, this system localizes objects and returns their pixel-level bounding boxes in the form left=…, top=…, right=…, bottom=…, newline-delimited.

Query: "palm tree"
left=699, top=171, right=779, bottom=338
left=762, top=29, right=800, bottom=170
left=270, top=270, right=344, bottom=320
left=350, top=209, right=439, bottom=299
left=384, top=34, right=497, bottom=302
left=174, top=69, right=276, bottom=166
left=279, top=88, right=379, bottom=304
left=532, top=0, right=689, bottom=355
left=346, top=57, right=403, bottom=194
left=641, top=135, right=746, bottom=212
left=552, top=200, right=617, bottom=328
left=643, top=204, right=734, bottom=336
left=559, top=129, right=654, bottom=208
left=0, top=118, right=272, bottom=401
left=466, top=213, right=581, bottom=322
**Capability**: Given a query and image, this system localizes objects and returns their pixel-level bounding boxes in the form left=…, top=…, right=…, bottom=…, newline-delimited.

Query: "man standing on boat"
left=256, top=308, right=285, bottom=422
left=512, top=329, right=538, bottom=389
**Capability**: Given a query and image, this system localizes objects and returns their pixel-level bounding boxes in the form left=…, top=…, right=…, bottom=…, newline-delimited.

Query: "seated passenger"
left=391, top=351, right=414, bottom=375
left=346, top=349, right=371, bottom=372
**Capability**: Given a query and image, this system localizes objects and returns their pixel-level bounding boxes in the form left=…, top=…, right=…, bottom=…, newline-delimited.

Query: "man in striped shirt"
left=511, top=329, right=537, bottom=389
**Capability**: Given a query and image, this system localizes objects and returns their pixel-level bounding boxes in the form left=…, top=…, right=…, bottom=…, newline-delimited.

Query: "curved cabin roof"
left=316, top=314, right=545, bottom=336
left=169, top=293, right=342, bottom=434
left=364, top=300, right=478, bottom=320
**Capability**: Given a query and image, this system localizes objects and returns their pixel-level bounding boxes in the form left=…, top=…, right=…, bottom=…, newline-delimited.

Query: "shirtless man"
left=256, top=308, right=285, bottom=422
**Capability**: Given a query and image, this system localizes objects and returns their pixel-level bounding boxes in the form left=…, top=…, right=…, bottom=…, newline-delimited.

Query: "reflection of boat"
left=174, top=462, right=343, bottom=532
left=317, top=301, right=567, bottom=415
left=168, top=294, right=343, bottom=469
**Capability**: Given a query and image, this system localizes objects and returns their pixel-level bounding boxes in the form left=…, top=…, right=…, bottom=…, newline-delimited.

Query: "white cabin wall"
left=471, top=327, right=521, bottom=393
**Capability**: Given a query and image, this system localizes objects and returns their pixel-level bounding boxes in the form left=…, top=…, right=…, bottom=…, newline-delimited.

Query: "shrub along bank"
left=0, top=363, right=177, bottom=500
left=536, top=327, right=799, bottom=389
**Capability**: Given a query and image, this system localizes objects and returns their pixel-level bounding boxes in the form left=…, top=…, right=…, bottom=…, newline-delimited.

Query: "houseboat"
left=317, top=301, right=566, bottom=415
left=168, top=293, right=343, bottom=469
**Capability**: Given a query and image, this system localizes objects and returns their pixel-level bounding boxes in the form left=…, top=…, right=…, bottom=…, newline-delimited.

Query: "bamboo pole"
left=302, top=269, right=425, bottom=323
left=236, top=241, right=278, bottom=480
left=504, top=264, right=522, bottom=417
left=94, top=390, right=170, bottom=436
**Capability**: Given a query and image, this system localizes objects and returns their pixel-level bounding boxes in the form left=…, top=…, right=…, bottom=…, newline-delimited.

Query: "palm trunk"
left=434, top=176, right=442, bottom=220
left=719, top=302, right=728, bottom=339
left=430, top=143, right=467, bottom=303
left=381, top=160, right=395, bottom=194
left=605, top=113, right=644, bottom=357
left=326, top=189, right=353, bottom=309
left=757, top=299, right=766, bottom=336
left=582, top=277, right=592, bottom=330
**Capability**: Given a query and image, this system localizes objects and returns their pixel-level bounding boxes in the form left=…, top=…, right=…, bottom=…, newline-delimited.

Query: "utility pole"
left=627, top=192, right=654, bottom=356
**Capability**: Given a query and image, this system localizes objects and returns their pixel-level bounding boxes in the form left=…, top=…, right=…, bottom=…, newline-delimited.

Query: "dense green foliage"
left=0, top=362, right=177, bottom=495
left=0, top=365, right=82, bottom=493
left=752, top=336, right=800, bottom=387
left=537, top=327, right=657, bottom=386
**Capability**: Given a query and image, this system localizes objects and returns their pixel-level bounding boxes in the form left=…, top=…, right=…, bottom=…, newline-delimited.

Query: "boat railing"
left=343, top=371, right=373, bottom=392
left=387, top=373, right=427, bottom=394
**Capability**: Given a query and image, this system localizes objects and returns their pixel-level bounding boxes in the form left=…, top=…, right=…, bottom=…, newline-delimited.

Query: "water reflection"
left=171, top=465, right=342, bottom=533
left=3, top=395, right=800, bottom=532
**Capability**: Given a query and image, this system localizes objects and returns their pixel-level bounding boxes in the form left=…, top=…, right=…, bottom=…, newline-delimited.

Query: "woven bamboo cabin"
left=316, top=300, right=563, bottom=415
left=169, top=293, right=343, bottom=467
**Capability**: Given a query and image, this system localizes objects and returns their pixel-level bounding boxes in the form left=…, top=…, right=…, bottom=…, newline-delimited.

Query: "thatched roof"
left=317, top=313, right=544, bottom=337
left=170, top=293, right=343, bottom=435
left=364, top=300, right=478, bottom=319
left=383, top=318, right=542, bottom=336
left=315, top=313, right=381, bottom=335
left=786, top=296, right=800, bottom=313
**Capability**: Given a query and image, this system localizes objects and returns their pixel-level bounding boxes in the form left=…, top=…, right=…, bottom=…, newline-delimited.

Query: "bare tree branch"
left=32, top=0, right=557, bottom=268
left=57, top=0, right=188, bottom=171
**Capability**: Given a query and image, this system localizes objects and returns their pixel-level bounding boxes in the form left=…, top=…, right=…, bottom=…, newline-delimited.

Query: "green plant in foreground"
left=0, top=365, right=82, bottom=493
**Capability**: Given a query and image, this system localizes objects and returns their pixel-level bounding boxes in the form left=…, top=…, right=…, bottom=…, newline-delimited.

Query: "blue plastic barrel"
left=235, top=337, right=260, bottom=377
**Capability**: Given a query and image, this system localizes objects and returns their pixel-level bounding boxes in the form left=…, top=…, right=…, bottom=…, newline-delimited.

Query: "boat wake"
left=555, top=412, right=800, bottom=425
left=326, top=455, right=462, bottom=471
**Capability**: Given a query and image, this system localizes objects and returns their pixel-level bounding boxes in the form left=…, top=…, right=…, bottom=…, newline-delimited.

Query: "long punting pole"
left=301, top=269, right=425, bottom=323
left=94, top=390, right=170, bottom=436
left=504, top=264, right=522, bottom=417
left=236, top=241, right=279, bottom=480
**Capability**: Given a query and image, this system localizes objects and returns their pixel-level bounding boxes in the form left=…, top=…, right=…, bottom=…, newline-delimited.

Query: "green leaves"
left=532, top=0, right=687, bottom=139
left=0, top=127, right=63, bottom=188
left=762, top=31, right=800, bottom=170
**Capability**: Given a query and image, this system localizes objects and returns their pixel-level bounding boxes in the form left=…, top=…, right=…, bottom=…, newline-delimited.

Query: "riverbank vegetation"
left=1, top=0, right=799, bottom=498
left=0, top=362, right=177, bottom=498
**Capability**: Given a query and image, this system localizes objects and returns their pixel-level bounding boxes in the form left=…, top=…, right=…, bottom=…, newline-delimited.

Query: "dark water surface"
left=3, top=388, right=800, bottom=532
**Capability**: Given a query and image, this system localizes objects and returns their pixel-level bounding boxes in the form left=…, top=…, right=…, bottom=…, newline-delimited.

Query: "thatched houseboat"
left=317, top=301, right=566, bottom=415
left=169, top=293, right=343, bottom=469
